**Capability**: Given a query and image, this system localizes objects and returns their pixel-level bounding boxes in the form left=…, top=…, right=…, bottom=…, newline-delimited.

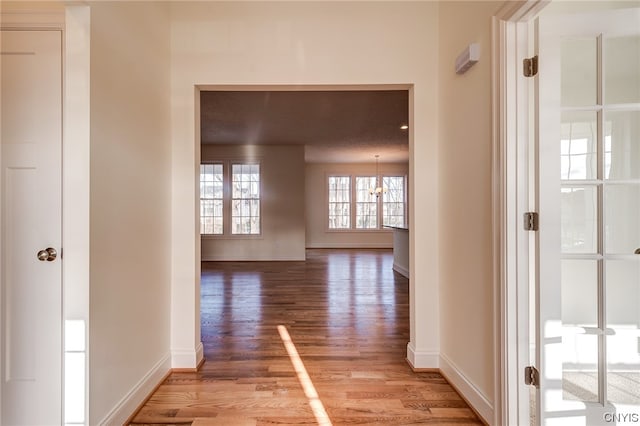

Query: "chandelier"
left=369, top=155, right=387, bottom=198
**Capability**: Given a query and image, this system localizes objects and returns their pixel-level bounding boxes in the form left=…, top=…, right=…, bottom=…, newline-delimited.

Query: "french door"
left=536, top=7, right=640, bottom=425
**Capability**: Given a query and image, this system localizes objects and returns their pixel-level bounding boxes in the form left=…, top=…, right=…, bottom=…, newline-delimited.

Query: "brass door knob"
left=37, top=247, right=57, bottom=262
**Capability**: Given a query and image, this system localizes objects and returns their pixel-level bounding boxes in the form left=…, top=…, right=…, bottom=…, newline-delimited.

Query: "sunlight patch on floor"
left=277, top=325, right=333, bottom=426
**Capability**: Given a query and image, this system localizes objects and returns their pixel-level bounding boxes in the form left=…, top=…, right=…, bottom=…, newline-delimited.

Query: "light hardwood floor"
left=130, top=249, right=483, bottom=425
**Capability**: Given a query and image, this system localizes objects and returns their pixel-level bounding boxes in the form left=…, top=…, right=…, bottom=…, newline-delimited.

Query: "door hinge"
left=525, top=366, right=540, bottom=387
left=523, top=55, right=538, bottom=77
left=524, top=212, right=539, bottom=231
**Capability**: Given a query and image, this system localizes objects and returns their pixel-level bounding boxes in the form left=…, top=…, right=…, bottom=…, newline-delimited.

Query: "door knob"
left=635, top=248, right=640, bottom=255
left=37, top=247, right=57, bottom=262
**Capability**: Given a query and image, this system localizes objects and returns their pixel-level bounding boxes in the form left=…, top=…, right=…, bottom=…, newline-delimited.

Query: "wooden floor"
left=130, top=249, right=483, bottom=425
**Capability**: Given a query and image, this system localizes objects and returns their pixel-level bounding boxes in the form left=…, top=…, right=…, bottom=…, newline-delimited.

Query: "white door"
left=1, top=30, right=62, bottom=425
left=537, top=8, right=640, bottom=426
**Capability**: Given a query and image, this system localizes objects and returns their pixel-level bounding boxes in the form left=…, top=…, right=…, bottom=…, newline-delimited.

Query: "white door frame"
left=492, top=1, right=548, bottom=425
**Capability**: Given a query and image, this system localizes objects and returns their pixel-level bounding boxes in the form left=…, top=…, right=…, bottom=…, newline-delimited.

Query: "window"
left=382, top=176, right=405, bottom=227
left=200, top=164, right=223, bottom=234
left=231, top=163, right=260, bottom=234
left=328, top=174, right=406, bottom=230
left=199, top=162, right=261, bottom=236
left=328, top=176, right=351, bottom=229
left=355, top=177, right=377, bottom=229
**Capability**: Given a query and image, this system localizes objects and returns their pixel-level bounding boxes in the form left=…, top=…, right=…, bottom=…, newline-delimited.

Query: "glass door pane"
left=561, top=38, right=598, bottom=107
left=605, top=111, right=640, bottom=180
left=605, top=260, right=640, bottom=405
left=604, top=35, right=640, bottom=104
left=561, top=260, right=599, bottom=403
left=605, top=184, right=640, bottom=254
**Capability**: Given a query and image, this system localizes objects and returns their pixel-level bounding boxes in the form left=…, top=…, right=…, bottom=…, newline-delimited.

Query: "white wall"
left=170, top=1, right=440, bottom=371
left=305, top=162, right=408, bottom=248
left=437, top=1, right=503, bottom=421
left=88, top=2, right=172, bottom=423
left=201, top=144, right=306, bottom=261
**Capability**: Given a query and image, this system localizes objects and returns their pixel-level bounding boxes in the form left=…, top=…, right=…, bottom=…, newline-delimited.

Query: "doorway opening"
left=194, top=84, right=413, bottom=361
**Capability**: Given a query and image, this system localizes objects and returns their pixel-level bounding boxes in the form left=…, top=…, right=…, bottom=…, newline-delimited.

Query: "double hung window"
left=200, top=162, right=261, bottom=236
left=382, top=176, right=405, bottom=227
left=231, top=164, right=260, bottom=235
left=328, top=176, right=351, bottom=229
left=200, top=164, right=224, bottom=235
left=355, top=177, right=377, bottom=229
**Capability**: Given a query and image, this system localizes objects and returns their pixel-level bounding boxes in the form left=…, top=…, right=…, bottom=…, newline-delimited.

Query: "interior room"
left=2, top=1, right=638, bottom=425
left=198, top=89, right=410, bottom=261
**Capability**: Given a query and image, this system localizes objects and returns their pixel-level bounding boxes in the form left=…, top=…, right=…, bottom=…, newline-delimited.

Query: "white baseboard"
left=393, top=262, right=409, bottom=278
left=406, top=342, right=439, bottom=368
left=196, top=341, right=204, bottom=367
left=305, top=242, right=392, bottom=249
left=439, top=353, right=494, bottom=425
left=98, top=353, right=171, bottom=426
left=171, top=342, right=204, bottom=369
left=201, top=255, right=306, bottom=261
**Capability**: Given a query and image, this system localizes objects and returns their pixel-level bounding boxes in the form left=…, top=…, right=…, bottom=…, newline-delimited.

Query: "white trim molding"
left=0, top=9, right=64, bottom=29
left=98, top=354, right=171, bottom=426
left=392, top=263, right=409, bottom=279
left=171, top=342, right=204, bottom=369
left=202, top=255, right=307, bottom=261
left=305, top=242, right=392, bottom=250
left=406, top=342, right=439, bottom=369
left=492, top=1, right=548, bottom=426
left=440, top=354, right=494, bottom=425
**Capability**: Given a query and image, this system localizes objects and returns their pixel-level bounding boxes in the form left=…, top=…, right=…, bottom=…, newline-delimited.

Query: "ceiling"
left=200, top=90, right=409, bottom=163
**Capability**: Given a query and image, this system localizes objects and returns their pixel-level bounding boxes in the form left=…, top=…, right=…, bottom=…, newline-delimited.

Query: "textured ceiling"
left=200, top=90, right=409, bottom=163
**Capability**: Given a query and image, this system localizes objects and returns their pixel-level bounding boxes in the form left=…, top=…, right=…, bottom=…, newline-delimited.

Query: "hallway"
left=130, top=249, right=482, bottom=425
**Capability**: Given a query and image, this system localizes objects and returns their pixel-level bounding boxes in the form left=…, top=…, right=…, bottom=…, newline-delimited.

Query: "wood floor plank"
left=130, top=249, right=483, bottom=425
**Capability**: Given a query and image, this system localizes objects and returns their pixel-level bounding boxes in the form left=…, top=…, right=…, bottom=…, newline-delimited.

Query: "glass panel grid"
left=328, top=176, right=351, bottom=229
left=600, top=37, right=640, bottom=405
left=232, top=164, right=260, bottom=235
left=200, top=164, right=223, bottom=234
left=558, top=23, right=640, bottom=411
left=559, top=35, right=604, bottom=404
